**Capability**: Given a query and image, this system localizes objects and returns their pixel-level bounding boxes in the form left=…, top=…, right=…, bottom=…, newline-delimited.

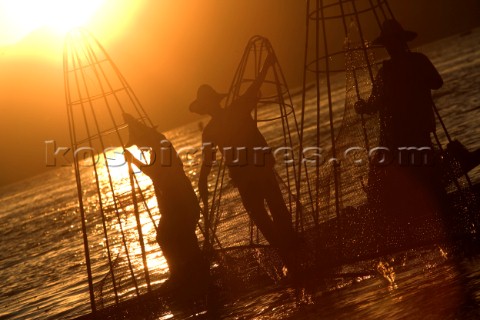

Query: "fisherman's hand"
left=354, top=99, right=367, bottom=114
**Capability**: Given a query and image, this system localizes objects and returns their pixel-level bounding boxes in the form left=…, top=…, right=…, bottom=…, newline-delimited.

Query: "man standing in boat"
left=354, top=19, right=448, bottom=227
left=190, top=53, right=299, bottom=270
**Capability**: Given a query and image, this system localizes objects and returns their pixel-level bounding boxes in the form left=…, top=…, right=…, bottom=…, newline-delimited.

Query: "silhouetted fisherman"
left=355, top=19, right=442, bottom=149
left=355, top=20, right=448, bottom=228
left=123, top=113, right=208, bottom=293
left=190, top=54, right=299, bottom=271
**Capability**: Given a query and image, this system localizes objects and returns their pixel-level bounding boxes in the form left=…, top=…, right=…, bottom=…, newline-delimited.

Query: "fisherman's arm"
left=123, top=149, right=146, bottom=169
left=123, top=149, right=155, bottom=177
left=416, top=53, right=443, bottom=90
left=355, top=68, right=384, bottom=114
left=242, top=53, right=276, bottom=106
left=425, top=59, right=443, bottom=90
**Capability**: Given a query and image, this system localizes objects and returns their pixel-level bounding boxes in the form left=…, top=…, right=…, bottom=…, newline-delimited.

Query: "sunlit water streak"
left=1, top=28, right=480, bottom=319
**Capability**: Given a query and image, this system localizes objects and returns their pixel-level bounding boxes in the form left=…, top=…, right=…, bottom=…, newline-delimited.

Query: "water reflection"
left=82, top=148, right=170, bottom=305
left=376, top=260, right=397, bottom=290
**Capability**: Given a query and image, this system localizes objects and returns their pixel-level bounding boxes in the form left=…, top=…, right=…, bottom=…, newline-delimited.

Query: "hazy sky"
left=0, top=0, right=479, bottom=187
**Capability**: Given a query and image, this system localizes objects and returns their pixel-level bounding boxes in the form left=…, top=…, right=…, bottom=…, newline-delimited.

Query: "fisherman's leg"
left=261, top=170, right=305, bottom=274
left=157, top=218, right=183, bottom=280
left=158, top=219, right=208, bottom=292
left=263, top=169, right=295, bottom=234
left=263, top=176, right=301, bottom=259
left=172, top=221, right=209, bottom=287
left=171, top=210, right=203, bottom=262
left=240, top=188, right=300, bottom=275
left=237, top=187, right=281, bottom=246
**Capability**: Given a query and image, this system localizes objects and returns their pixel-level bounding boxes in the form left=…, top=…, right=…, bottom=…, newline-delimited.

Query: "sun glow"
left=0, top=0, right=139, bottom=46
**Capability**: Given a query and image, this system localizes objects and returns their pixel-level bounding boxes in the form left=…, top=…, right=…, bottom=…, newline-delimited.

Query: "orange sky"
left=0, top=0, right=479, bottom=187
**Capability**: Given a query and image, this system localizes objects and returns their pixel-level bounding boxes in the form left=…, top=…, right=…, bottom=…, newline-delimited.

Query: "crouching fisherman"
left=123, top=113, right=209, bottom=294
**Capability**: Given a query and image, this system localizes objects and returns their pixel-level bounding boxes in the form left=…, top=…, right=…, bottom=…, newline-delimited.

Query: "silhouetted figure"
left=123, top=113, right=208, bottom=293
left=355, top=20, right=448, bottom=230
left=190, top=54, right=298, bottom=270
left=355, top=19, right=441, bottom=148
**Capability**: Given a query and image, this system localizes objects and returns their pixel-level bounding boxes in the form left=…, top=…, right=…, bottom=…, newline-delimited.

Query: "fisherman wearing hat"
left=355, top=19, right=449, bottom=231
left=355, top=19, right=442, bottom=148
left=190, top=53, right=299, bottom=271
left=358, top=20, right=480, bottom=170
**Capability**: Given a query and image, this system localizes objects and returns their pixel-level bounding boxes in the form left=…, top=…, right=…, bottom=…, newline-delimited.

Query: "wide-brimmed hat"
left=373, top=19, right=417, bottom=45
left=189, top=84, right=227, bottom=114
